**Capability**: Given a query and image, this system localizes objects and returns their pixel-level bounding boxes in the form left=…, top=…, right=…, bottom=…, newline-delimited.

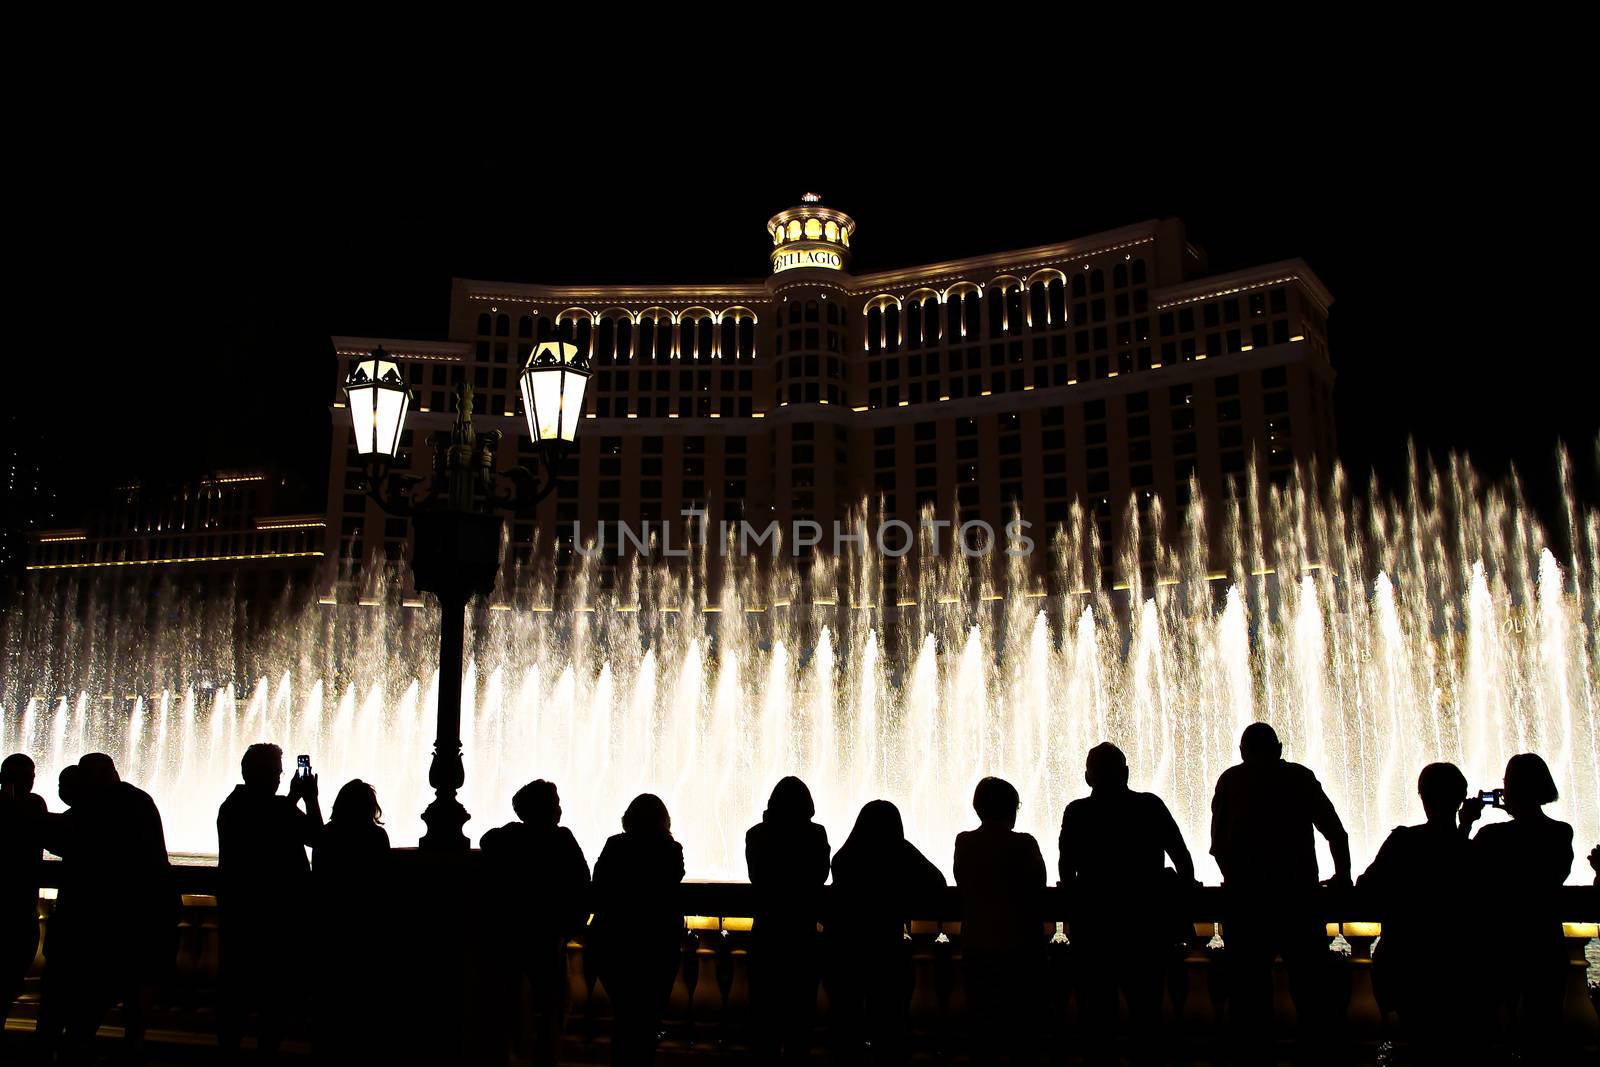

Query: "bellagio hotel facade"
left=325, top=196, right=1334, bottom=603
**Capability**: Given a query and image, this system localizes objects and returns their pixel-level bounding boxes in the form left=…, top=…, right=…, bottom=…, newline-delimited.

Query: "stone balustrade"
left=14, top=858, right=1598, bottom=1061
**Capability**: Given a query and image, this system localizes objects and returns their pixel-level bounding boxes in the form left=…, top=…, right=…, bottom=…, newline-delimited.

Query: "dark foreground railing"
left=15, top=856, right=1600, bottom=1063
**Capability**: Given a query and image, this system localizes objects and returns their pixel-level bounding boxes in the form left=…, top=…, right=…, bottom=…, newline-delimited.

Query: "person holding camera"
left=1357, top=762, right=1476, bottom=1064
left=1461, top=753, right=1573, bottom=1062
left=216, top=743, right=323, bottom=1063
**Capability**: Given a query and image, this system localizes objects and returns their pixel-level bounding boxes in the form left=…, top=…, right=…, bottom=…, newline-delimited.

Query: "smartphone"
left=296, top=754, right=312, bottom=780
left=1477, top=788, right=1502, bottom=807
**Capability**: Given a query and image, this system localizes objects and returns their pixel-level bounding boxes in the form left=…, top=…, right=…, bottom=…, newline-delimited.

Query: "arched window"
left=786, top=220, right=802, bottom=241
left=721, top=317, right=736, bottom=359
left=1113, top=263, right=1128, bottom=289
left=946, top=297, right=962, bottom=339
left=866, top=307, right=883, bottom=353
left=596, top=318, right=615, bottom=363
left=476, top=313, right=492, bottom=335
left=637, top=315, right=658, bottom=360
left=923, top=300, right=940, bottom=344
left=615, top=318, right=633, bottom=361
left=535, top=316, right=555, bottom=342
left=1029, top=282, right=1048, bottom=328
left=738, top=317, right=754, bottom=358
left=1072, top=274, right=1086, bottom=299
left=963, top=292, right=981, bottom=337
left=987, top=290, right=1005, bottom=337
left=1006, top=288, right=1024, bottom=332
left=518, top=315, right=534, bottom=338
left=826, top=302, right=840, bottom=325
left=1089, top=269, right=1104, bottom=294
left=1131, top=258, right=1147, bottom=285
left=573, top=318, right=592, bottom=357
left=1048, top=279, right=1066, bottom=325
left=906, top=299, right=924, bottom=348
left=804, top=218, right=822, bottom=239
left=884, top=306, right=901, bottom=353
left=658, top=318, right=674, bottom=361
left=697, top=318, right=713, bottom=360
left=495, top=314, right=510, bottom=336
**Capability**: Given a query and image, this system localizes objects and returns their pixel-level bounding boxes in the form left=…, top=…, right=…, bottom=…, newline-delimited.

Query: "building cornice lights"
left=27, top=550, right=325, bottom=571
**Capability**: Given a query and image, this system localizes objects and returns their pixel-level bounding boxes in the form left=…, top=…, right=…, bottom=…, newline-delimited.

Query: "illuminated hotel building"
left=324, top=197, right=1334, bottom=602
left=25, top=472, right=325, bottom=602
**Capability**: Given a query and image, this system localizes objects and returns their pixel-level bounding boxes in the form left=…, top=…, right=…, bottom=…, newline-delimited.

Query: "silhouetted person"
left=954, top=776, right=1046, bottom=1067
left=217, top=743, right=322, bottom=1062
left=1210, top=723, right=1350, bottom=1066
left=51, top=753, right=175, bottom=1064
left=311, top=779, right=390, bottom=1063
left=34, top=764, right=84, bottom=1062
left=1357, top=762, right=1475, bottom=1065
left=1059, top=742, right=1195, bottom=1067
left=745, top=776, right=830, bottom=1064
left=1590, top=843, right=1599, bottom=885
left=1, top=753, right=47, bottom=1021
left=589, top=794, right=684, bottom=1067
left=479, top=779, right=590, bottom=1067
left=1462, top=753, right=1573, bottom=1063
left=827, top=799, right=946, bottom=1066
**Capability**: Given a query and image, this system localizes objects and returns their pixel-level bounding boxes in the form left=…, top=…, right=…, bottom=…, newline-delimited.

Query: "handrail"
left=35, top=857, right=1600, bottom=927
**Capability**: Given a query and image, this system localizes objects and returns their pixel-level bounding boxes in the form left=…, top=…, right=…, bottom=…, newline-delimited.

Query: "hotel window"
left=477, top=313, right=491, bottom=335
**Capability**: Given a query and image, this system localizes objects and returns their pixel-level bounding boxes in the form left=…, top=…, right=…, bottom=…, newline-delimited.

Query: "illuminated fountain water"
left=3, top=453, right=1598, bottom=883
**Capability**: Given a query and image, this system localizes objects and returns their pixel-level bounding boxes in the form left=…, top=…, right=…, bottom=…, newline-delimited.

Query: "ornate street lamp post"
left=342, top=342, right=590, bottom=850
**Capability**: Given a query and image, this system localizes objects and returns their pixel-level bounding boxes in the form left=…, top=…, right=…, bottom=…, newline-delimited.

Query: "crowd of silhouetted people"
left=3, top=725, right=1598, bottom=1065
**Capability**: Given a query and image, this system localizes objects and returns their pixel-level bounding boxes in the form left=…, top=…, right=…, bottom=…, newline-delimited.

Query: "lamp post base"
left=420, top=795, right=471, bottom=851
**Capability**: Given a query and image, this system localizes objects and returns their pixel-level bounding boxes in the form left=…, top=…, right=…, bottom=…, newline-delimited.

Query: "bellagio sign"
left=771, top=245, right=843, bottom=274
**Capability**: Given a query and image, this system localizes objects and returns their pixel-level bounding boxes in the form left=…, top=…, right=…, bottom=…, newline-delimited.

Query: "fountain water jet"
left=3, top=454, right=1599, bottom=883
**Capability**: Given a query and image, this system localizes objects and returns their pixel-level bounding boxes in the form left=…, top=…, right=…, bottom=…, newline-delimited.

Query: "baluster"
left=1341, top=921, right=1382, bottom=1039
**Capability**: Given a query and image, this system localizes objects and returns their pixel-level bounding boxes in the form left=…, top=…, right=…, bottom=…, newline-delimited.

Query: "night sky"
left=15, top=133, right=1597, bottom=539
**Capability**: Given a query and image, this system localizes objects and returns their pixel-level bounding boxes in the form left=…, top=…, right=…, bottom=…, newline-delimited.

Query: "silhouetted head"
left=848, top=799, right=905, bottom=848
left=1503, top=753, right=1558, bottom=814
left=512, top=780, right=561, bottom=826
left=240, top=743, right=284, bottom=791
left=1417, top=762, right=1467, bottom=823
left=77, top=753, right=120, bottom=790
left=972, top=776, right=1020, bottom=829
left=763, top=776, right=815, bottom=823
left=622, top=793, right=671, bottom=836
left=331, top=779, right=382, bottom=826
left=1084, top=742, right=1130, bottom=792
left=1, top=753, right=35, bottom=793
left=1239, top=723, right=1282, bottom=764
left=57, top=765, right=83, bottom=808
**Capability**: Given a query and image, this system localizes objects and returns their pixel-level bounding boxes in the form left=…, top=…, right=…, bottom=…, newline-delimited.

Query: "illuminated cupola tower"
left=766, top=192, right=856, bottom=278
left=764, top=194, right=858, bottom=543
